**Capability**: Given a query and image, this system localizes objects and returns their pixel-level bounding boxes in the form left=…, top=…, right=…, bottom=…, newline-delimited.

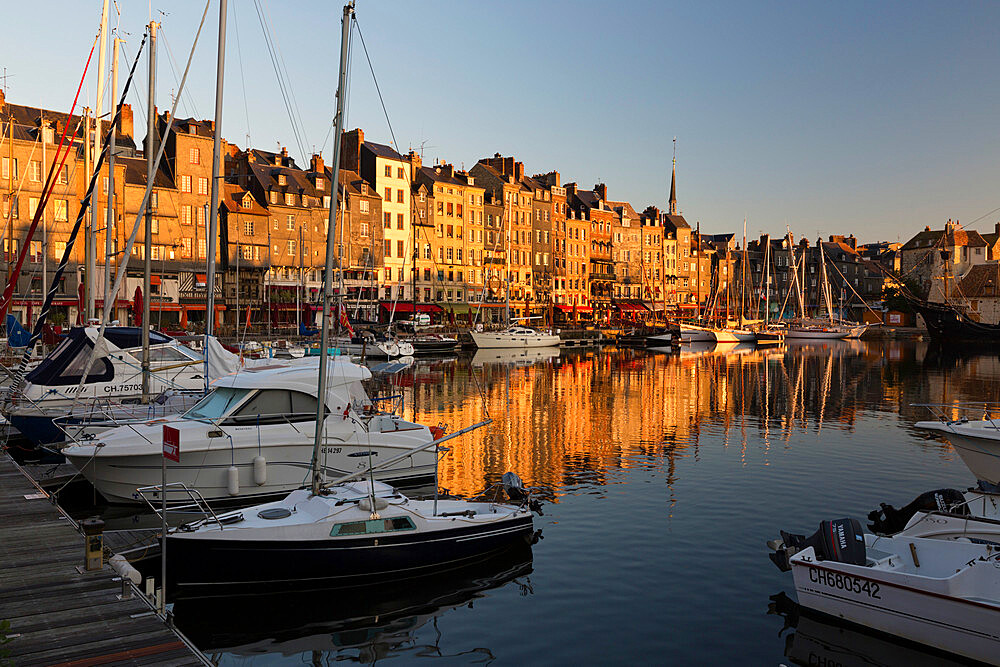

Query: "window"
left=58, top=167, right=69, bottom=185
left=28, top=197, right=39, bottom=219
left=54, top=240, right=66, bottom=257
left=397, top=189, right=404, bottom=203
left=198, top=238, right=206, bottom=259
left=198, top=177, right=209, bottom=195
left=286, top=215, right=295, bottom=230
left=241, top=244, right=253, bottom=261
left=225, top=389, right=320, bottom=425
left=384, top=212, right=391, bottom=228
left=180, top=175, right=192, bottom=192
left=384, top=187, right=391, bottom=201
left=1, top=158, right=17, bottom=180
left=384, top=240, right=391, bottom=258
left=397, top=240, right=404, bottom=258
left=243, top=220, right=255, bottom=236
left=151, top=245, right=161, bottom=260
left=1, top=195, right=16, bottom=220
left=181, top=205, right=193, bottom=225
left=397, top=213, right=404, bottom=229
left=330, top=516, right=415, bottom=537
left=53, top=199, right=68, bottom=222
left=181, top=238, right=192, bottom=258
left=384, top=164, right=392, bottom=177
left=278, top=174, right=287, bottom=186
left=397, top=167, right=404, bottom=179
left=419, top=192, right=426, bottom=202
left=151, top=218, right=159, bottom=234
left=360, top=222, right=369, bottom=237
left=359, top=199, right=369, bottom=214
left=189, top=147, right=200, bottom=164
left=30, top=160, right=42, bottom=182
left=269, top=191, right=277, bottom=204
left=284, top=193, right=294, bottom=206
left=287, top=239, right=295, bottom=256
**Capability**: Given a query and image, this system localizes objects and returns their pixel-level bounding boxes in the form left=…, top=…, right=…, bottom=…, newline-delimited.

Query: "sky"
left=3, top=0, right=1000, bottom=244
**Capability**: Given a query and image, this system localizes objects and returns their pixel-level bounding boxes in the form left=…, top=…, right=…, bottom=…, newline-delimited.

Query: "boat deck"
left=0, top=452, right=208, bottom=665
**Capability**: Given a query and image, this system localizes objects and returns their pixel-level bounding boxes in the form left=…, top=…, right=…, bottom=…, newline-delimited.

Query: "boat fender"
left=358, top=497, right=388, bottom=512
left=252, top=456, right=266, bottom=486
left=109, top=553, right=141, bottom=585
left=227, top=465, right=240, bottom=496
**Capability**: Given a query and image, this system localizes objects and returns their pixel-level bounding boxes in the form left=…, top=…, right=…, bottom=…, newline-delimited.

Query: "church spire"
left=668, top=137, right=677, bottom=215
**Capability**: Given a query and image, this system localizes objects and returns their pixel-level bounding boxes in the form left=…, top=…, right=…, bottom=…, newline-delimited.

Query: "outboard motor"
left=868, top=488, right=968, bottom=535
left=502, top=472, right=527, bottom=502
left=767, top=518, right=865, bottom=573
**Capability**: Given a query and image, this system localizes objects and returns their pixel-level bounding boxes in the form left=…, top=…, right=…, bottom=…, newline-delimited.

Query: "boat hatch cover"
left=258, top=508, right=293, bottom=520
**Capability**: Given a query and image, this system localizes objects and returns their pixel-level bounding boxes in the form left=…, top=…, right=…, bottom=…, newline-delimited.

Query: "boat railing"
left=135, top=482, right=230, bottom=531
left=912, top=402, right=1000, bottom=428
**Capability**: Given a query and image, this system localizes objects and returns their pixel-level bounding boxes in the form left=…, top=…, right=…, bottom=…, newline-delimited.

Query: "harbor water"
left=156, top=340, right=993, bottom=662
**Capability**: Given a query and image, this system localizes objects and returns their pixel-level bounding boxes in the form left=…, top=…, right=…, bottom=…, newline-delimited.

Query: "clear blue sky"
left=4, top=0, right=999, bottom=244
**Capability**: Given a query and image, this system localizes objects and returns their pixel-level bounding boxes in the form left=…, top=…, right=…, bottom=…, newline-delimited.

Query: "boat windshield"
left=184, top=387, right=251, bottom=422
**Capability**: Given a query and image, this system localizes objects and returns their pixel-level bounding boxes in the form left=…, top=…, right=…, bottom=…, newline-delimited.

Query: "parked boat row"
left=765, top=408, right=1000, bottom=663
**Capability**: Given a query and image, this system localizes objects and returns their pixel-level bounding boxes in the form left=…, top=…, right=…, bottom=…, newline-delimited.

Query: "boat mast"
left=763, top=235, right=770, bottom=323
left=741, top=218, right=747, bottom=326
left=141, top=20, right=156, bottom=404
left=819, top=243, right=834, bottom=321
left=504, top=192, right=510, bottom=326
left=205, top=0, right=227, bottom=379
left=311, top=1, right=353, bottom=497
left=104, top=38, right=120, bottom=321
left=87, top=0, right=110, bottom=322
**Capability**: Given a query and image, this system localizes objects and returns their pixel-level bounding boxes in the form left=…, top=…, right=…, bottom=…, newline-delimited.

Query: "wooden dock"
left=0, top=453, right=208, bottom=666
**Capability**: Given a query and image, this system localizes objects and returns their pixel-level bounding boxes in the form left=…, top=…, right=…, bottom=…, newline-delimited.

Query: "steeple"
left=668, top=137, right=677, bottom=215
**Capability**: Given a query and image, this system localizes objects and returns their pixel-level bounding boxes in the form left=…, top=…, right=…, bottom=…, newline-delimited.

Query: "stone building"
left=898, top=220, right=989, bottom=303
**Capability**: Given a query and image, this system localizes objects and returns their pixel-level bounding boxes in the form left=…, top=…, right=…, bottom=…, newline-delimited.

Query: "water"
left=165, top=340, right=1000, bottom=663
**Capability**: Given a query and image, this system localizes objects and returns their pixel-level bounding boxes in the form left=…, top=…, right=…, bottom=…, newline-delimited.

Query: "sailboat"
left=784, top=236, right=849, bottom=340
left=162, top=3, right=537, bottom=597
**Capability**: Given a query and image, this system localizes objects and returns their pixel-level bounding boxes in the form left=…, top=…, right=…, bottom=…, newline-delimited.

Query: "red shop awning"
left=380, top=302, right=444, bottom=314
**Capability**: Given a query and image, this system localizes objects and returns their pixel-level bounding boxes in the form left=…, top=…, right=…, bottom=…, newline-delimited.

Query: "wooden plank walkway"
left=0, top=453, right=208, bottom=666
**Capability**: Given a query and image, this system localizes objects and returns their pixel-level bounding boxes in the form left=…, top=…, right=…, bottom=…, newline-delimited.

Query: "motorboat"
left=785, top=324, right=850, bottom=340
left=470, top=326, right=560, bottom=349
left=914, top=416, right=1000, bottom=486
left=164, top=474, right=538, bottom=597
left=767, top=517, right=1000, bottom=663
left=867, top=487, right=1000, bottom=542
left=390, top=320, right=460, bottom=355
left=5, top=326, right=207, bottom=445
left=62, top=359, right=440, bottom=504
left=270, top=340, right=306, bottom=359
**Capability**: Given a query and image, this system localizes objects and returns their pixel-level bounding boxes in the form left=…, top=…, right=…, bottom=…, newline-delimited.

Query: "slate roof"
left=954, top=263, right=1000, bottom=298
left=120, top=156, right=174, bottom=188
left=221, top=183, right=269, bottom=216
left=902, top=227, right=987, bottom=251
left=363, top=141, right=404, bottom=161
left=662, top=213, right=690, bottom=230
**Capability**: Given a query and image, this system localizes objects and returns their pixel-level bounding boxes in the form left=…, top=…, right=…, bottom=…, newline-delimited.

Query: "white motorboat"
left=868, top=487, right=1000, bottom=542
left=5, top=326, right=207, bottom=445
left=915, top=417, right=1000, bottom=486
left=678, top=323, right=715, bottom=343
left=470, top=326, right=560, bottom=349
left=784, top=324, right=850, bottom=340
left=63, top=359, right=440, bottom=504
left=768, top=518, right=1000, bottom=663
left=164, top=474, right=537, bottom=597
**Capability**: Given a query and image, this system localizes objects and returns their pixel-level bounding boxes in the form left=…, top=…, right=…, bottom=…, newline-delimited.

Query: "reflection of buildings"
left=389, top=341, right=959, bottom=499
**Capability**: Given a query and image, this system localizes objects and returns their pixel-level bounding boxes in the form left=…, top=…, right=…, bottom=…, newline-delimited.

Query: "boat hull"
left=470, top=331, right=560, bottom=348
left=166, top=514, right=535, bottom=596
left=785, top=328, right=849, bottom=340
left=64, top=440, right=437, bottom=504
left=790, top=555, right=1000, bottom=664
left=915, top=420, right=1000, bottom=485
left=678, top=324, right=714, bottom=343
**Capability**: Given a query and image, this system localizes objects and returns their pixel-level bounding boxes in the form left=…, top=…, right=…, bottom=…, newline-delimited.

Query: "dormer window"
left=188, top=124, right=197, bottom=135
left=241, top=194, right=252, bottom=209
left=277, top=174, right=287, bottom=186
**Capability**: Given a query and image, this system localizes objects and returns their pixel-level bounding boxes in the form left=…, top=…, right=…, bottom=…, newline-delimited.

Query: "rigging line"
left=231, top=2, right=253, bottom=148
left=352, top=16, right=401, bottom=155
left=157, top=28, right=200, bottom=119
left=252, top=0, right=306, bottom=161
left=259, top=0, right=310, bottom=158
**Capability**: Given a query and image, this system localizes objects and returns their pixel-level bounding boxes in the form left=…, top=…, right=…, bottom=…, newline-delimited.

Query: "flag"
left=338, top=302, right=354, bottom=337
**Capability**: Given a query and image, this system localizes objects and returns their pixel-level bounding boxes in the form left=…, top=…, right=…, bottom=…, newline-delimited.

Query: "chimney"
left=340, top=128, right=363, bottom=172
left=118, top=103, right=134, bottom=140
left=406, top=150, right=421, bottom=174
left=0, top=88, right=5, bottom=111
left=565, top=182, right=577, bottom=200
left=595, top=183, right=607, bottom=202
left=310, top=153, right=324, bottom=174
left=514, top=161, right=524, bottom=182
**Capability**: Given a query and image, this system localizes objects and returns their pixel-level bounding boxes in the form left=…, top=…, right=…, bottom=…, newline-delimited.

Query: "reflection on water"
left=768, top=591, right=968, bottom=666
left=172, top=544, right=534, bottom=664
left=137, top=341, right=1000, bottom=662
left=392, top=340, right=1000, bottom=500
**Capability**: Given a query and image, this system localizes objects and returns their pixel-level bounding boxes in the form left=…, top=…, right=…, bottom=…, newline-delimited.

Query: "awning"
left=554, top=305, right=573, bottom=313
left=380, top=302, right=443, bottom=314
left=575, top=306, right=593, bottom=313
left=195, top=273, right=207, bottom=287
left=150, top=276, right=162, bottom=286
left=149, top=303, right=182, bottom=311
left=615, top=302, right=647, bottom=312
left=643, top=301, right=666, bottom=312
left=183, top=304, right=226, bottom=311
left=471, top=302, right=507, bottom=308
